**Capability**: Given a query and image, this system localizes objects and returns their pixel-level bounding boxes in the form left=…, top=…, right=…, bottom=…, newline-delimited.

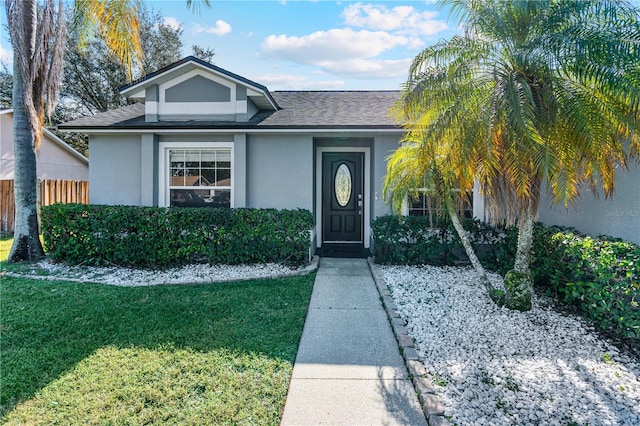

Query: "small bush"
left=41, top=204, right=313, bottom=268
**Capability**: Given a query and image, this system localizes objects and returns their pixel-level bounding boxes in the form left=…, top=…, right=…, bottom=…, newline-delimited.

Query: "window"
left=408, top=190, right=473, bottom=222
left=168, top=148, right=231, bottom=208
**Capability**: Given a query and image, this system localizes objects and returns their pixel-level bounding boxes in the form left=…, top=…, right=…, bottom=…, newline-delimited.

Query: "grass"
left=0, top=273, right=315, bottom=424
left=0, top=235, right=11, bottom=263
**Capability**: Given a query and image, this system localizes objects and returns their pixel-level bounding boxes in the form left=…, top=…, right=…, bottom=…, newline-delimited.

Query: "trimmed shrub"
left=371, top=215, right=512, bottom=266
left=540, top=232, right=639, bottom=351
left=41, top=204, right=314, bottom=268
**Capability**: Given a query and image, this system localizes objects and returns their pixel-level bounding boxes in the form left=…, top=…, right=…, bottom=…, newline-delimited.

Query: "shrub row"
left=540, top=230, right=639, bottom=351
left=41, top=204, right=314, bottom=268
left=371, top=215, right=639, bottom=352
left=370, top=215, right=516, bottom=268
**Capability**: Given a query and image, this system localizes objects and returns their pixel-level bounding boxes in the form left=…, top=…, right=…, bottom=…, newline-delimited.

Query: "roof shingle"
left=58, top=91, right=401, bottom=130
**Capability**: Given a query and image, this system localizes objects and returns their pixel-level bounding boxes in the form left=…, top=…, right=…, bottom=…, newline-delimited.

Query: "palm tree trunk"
left=503, top=198, right=537, bottom=311
left=513, top=209, right=535, bottom=274
left=8, top=55, right=44, bottom=263
left=444, top=195, right=497, bottom=295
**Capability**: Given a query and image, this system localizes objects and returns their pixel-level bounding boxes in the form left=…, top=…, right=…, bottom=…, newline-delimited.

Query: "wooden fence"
left=0, top=179, right=89, bottom=233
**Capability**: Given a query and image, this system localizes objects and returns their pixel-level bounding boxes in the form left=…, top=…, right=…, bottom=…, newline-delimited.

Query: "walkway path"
left=281, top=257, right=427, bottom=425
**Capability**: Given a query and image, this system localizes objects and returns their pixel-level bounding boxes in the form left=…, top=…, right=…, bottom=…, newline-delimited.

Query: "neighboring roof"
left=120, top=56, right=279, bottom=111
left=1, top=109, right=89, bottom=164
left=58, top=91, right=402, bottom=131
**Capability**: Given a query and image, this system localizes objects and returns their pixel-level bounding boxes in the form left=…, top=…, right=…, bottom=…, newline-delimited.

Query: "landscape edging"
left=367, top=257, right=450, bottom=426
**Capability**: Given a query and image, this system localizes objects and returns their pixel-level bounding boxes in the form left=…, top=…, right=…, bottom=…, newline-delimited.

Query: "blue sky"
left=1, top=0, right=460, bottom=90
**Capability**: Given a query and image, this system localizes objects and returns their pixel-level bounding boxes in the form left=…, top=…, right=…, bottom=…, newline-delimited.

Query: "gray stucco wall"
left=538, top=161, right=640, bottom=245
left=372, top=135, right=399, bottom=218
left=246, top=134, right=313, bottom=210
left=89, top=135, right=142, bottom=205
left=165, top=75, right=231, bottom=102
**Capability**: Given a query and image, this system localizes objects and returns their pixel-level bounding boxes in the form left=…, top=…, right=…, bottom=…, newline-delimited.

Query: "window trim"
left=403, top=188, right=474, bottom=220
left=158, top=142, right=234, bottom=208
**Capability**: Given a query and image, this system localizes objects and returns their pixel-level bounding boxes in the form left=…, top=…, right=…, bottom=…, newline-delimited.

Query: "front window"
left=168, top=148, right=231, bottom=208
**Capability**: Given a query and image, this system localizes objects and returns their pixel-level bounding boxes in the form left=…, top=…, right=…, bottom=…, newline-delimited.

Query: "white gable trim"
left=158, top=69, right=238, bottom=117
left=120, top=59, right=278, bottom=111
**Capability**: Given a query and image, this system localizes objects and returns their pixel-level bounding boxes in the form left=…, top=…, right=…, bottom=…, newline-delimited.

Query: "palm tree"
left=5, top=0, right=209, bottom=263
left=384, top=133, right=500, bottom=299
left=392, top=0, right=640, bottom=310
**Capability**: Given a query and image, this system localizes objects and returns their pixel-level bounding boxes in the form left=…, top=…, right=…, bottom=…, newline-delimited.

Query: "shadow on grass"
left=0, top=274, right=314, bottom=417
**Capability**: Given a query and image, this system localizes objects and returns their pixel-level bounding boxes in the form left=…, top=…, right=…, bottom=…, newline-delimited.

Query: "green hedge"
left=540, top=231, right=639, bottom=351
left=370, top=215, right=516, bottom=268
left=41, top=204, right=314, bottom=268
left=371, top=215, right=639, bottom=352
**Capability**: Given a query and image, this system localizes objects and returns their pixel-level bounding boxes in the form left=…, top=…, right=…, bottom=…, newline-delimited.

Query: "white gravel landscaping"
left=382, top=264, right=640, bottom=426
left=14, top=259, right=304, bottom=286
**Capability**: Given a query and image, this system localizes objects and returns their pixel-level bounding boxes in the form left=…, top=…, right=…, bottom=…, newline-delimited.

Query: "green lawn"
left=1, top=273, right=314, bottom=425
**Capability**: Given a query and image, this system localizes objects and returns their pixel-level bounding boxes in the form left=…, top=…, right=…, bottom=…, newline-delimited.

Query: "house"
left=58, top=56, right=638, bottom=254
left=1, top=108, right=89, bottom=233
left=1, top=109, right=89, bottom=181
left=57, top=56, right=420, bottom=255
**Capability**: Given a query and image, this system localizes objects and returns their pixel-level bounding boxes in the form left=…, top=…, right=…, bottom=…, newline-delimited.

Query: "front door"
left=322, top=152, right=364, bottom=243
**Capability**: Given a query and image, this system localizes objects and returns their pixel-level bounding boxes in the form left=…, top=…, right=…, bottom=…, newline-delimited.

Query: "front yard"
left=0, top=273, right=314, bottom=424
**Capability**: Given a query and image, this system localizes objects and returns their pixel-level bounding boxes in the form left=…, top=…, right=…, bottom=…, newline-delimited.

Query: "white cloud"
left=0, top=44, right=12, bottom=65
left=253, top=73, right=345, bottom=90
left=163, top=17, right=182, bottom=31
left=342, top=2, right=448, bottom=36
left=316, top=58, right=412, bottom=79
left=194, top=20, right=232, bottom=36
left=262, top=28, right=420, bottom=63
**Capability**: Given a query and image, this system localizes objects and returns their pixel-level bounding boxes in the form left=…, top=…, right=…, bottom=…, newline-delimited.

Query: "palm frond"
left=74, top=0, right=143, bottom=80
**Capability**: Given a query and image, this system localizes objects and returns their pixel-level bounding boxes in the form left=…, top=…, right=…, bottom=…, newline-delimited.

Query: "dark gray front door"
left=322, top=152, right=364, bottom=243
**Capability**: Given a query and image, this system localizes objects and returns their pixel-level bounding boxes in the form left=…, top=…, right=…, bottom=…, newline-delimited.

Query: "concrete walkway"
left=281, top=257, right=427, bottom=425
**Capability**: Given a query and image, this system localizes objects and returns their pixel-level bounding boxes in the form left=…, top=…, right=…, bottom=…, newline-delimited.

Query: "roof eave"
left=57, top=125, right=402, bottom=133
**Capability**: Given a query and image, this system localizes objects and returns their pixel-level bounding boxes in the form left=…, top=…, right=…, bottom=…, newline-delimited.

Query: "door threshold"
left=319, top=243, right=370, bottom=258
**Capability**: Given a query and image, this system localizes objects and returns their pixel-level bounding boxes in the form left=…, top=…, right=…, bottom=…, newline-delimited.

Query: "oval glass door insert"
left=335, top=163, right=352, bottom=207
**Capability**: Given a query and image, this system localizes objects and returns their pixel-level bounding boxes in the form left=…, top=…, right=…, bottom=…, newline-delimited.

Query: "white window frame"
left=403, top=188, right=474, bottom=219
left=158, top=142, right=234, bottom=208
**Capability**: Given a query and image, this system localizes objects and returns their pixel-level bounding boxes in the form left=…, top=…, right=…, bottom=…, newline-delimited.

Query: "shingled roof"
left=58, top=91, right=402, bottom=131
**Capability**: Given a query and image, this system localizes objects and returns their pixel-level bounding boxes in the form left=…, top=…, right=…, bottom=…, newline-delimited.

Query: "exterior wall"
left=246, top=134, right=313, bottom=210
left=0, top=113, right=13, bottom=179
left=372, top=135, right=399, bottom=219
left=36, top=134, right=89, bottom=180
left=1, top=112, right=88, bottom=180
left=89, top=135, right=142, bottom=205
left=538, top=162, right=640, bottom=245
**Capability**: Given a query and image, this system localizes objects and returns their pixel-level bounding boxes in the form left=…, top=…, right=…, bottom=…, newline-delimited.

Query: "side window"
left=407, top=190, right=473, bottom=220
left=168, top=148, right=232, bottom=208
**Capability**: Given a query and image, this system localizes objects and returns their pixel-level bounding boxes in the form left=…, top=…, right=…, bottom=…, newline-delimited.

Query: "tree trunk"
left=445, top=197, right=497, bottom=296
left=503, top=199, right=537, bottom=311
left=513, top=201, right=536, bottom=275
left=8, top=56, right=44, bottom=263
